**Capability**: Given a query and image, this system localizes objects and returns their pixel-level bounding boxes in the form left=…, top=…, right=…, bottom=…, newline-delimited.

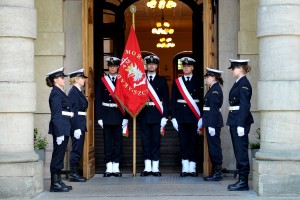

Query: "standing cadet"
left=67, top=69, right=88, bottom=182
left=138, top=55, right=169, bottom=177
left=46, top=67, right=73, bottom=192
left=95, top=57, right=129, bottom=177
left=171, top=57, right=202, bottom=177
left=202, top=68, right=224, bottom=181
left=227, top=59, right=254, bottom=191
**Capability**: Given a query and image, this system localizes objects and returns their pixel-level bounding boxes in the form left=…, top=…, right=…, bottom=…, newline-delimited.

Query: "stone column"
left=255, top=0, right=300, bottom=196
left=0, top=0, right=43, bottom=198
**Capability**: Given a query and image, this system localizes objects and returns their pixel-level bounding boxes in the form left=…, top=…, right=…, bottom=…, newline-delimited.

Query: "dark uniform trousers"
left=171, top=76, right=202, bottom=162
left=229, top=125, right=251, bottom=176
left=139, top=75, right=169, bottom=161
left=178, top=123, right=197, bottom=162
left=205, top=127, right=223, bottom=165
left=140, top=119, right=161, bottom=161
left=50, top=135, right=70, bottom=173
left=68, top=86, right=88, bottom=168
left=103, top=124, right=123, bottom=163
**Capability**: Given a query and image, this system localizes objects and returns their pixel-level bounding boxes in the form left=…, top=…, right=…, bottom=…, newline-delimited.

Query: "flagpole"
left=130, top=4, right=137, bottom=177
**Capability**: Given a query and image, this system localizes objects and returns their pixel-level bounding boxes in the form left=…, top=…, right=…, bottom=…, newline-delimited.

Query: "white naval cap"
left=106, top=57, right=121, bottom=66
left=228, top=59, right=250, bottom=69
left=180, top=57, right=196, bottom=65
left=204, top=68, right=223, bottom=77
left=144, top=55, right=160, bottom=64
left=68, top=68, right=88, bottom=78
left=46, top=67, right=67, bottom=78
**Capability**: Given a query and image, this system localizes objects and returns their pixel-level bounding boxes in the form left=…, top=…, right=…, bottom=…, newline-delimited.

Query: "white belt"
left=146, top=102, right=156, bottom=106
left=62, top=111, right=74, bottom=117
left=102, top=102, right=118, bottom=107
left=203, top=107, right=221, bottom=112
left=78, top=111, right=86, bottom=116
left=177, top=99, right=199, bottom=103
left=203, top=107, right=210, bottom=111
left=228, top=106, right=240, bottom=111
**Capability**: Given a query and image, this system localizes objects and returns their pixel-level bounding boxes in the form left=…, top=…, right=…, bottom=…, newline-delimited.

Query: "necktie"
left=112, top=77, right=115, bottom=83
left=186, top=77, right=190, bottom=82
left=149, top=76, right=153, bottom=83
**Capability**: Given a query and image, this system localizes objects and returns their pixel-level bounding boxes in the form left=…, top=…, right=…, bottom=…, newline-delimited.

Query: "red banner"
left=114, top=26, right=149, bottom=117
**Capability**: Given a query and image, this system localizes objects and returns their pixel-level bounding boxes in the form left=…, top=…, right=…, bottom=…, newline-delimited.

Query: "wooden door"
left=203, top=0, right=217, bottom=176
left=82, top=0, right=95, bottom=179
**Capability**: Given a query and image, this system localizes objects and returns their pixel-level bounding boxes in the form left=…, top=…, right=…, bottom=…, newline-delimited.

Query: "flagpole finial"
left=130, top=5, right=136, bottom=29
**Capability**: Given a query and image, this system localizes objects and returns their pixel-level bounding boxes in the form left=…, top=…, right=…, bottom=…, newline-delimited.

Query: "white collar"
left=148, top=73, right=156, bottom=80
left=74, top=84, right=81, bottom=91
left=236, top=75, right=245, bottom=83
left=184, top=75, right=193, bottom=81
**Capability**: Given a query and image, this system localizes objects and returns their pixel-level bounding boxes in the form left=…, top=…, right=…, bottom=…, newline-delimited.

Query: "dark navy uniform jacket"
left=95, top=76, right=126, bottom=125
left=226, top=76, right=254, bottom=127
left=48, top=86, right=72, bottom=137
left=171, top=76, right=202, bottom=123
left=68, top=86, right=88, bottom=132
left=138, top=75, right=169, bottom=123
left=202, top=83, right=224, bottom=128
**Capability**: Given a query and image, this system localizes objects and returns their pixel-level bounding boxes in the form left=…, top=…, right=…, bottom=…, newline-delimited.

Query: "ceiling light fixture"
left=147, top=0, right=177, bottom=9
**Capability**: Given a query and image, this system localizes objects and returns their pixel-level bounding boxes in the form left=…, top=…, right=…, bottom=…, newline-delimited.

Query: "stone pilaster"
left=254, top=0, right=300, bottom=196
left=0, top=0, right=43, bottom=198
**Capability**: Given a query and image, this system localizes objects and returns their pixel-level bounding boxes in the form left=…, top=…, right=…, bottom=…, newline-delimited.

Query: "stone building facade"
left=0, top=0, right=299, bottom=198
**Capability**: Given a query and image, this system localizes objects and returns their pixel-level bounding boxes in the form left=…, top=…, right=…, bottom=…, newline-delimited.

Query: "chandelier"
left=156, top=37, right=175, bottom=48
left=147, top=0, right=177, bottom=9
left=151, top=10, right=174, bottom=35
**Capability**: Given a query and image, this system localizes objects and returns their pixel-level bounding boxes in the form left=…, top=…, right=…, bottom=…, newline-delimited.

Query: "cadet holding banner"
left=138, top=55, right=169, bottom=177
left=95, top=57, right=129, bottom=177
left=171, top=57, right=202, bottom=177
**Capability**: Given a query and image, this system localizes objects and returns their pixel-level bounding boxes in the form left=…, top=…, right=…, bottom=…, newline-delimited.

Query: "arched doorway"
left=82, top=0, right=217, bottom=178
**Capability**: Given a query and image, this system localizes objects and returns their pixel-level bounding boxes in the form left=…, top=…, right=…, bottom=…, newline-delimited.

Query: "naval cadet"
left=202, top=68, right=224, bottom=181
left=138, top=55, right=169, bottom=177
left=171, top=57, right=202, bottom=177
left=67, top=69, right=88, bottom=182
left=227, top=59, right=254, bottom=191
left=46, top=67, right=73, bottom=192
left=95, top=57, right=129, bottom=177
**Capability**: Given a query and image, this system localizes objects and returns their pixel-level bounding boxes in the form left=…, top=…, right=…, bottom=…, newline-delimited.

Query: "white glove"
left=208, top=127, right=216, bottom=136
left=160, top=117, right=168, bottom=128
left=171, top=118, right=178, bottom=131
left=197, top=118, right=203, bottom=130
left=98, top=120, right=103, bottom=128
left=74, top=129, right=81, bottom=139
left=237, top=126, right=245, bottom=136
left=56, top=136, right=64, bottom=145
left=122, top=119, right=128, bottom=129
left=70, top=112, right=74, bottom=118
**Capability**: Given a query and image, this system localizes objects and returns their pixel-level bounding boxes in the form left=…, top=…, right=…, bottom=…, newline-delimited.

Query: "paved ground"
left=28, top=173, right=300, bottom=200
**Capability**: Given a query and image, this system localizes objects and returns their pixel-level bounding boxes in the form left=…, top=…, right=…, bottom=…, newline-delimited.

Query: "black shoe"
left=57, top=173, right=73, bottom=190
left=228, top=179, right=249, bottom=191
left=140, top=171, right=151, bottom=176
left=189, top=172, right=198, bottom=177
left=50, top=174, right=70, bottom=192
left=180, top=172, right=189, bottom=177
left=103, top=172, right=112, bottom=177
left=204, top=172, right=223, bottom=181
left=69, top=173, right=87, bottom=182
left=113, top=172, right=122, bottom=177
left=152, top=172, right=162, bottom=177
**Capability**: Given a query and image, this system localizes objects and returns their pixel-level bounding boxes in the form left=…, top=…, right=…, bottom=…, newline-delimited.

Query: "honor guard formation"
left=46, top=56, right=253, bottom=192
